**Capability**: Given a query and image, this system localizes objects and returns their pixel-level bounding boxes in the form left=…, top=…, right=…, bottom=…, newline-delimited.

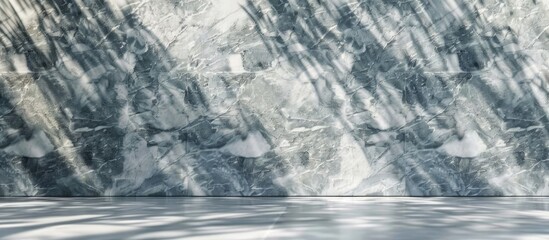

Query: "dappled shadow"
left=0, top=0, right=548, bottom=196
left=0, top=0, right=286, bottom=196
left=242, top=0, right=549, bottom=195
left=0, top=197, right=548, bottom=239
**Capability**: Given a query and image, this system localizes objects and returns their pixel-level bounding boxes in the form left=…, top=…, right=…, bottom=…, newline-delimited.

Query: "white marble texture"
left=0, top=0, right=549, bottom=196
left=0, top=197, right=548, bottom=240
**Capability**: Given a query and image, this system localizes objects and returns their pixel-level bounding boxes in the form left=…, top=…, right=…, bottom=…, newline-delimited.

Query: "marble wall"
left=0, top=0, right=548, bottom=196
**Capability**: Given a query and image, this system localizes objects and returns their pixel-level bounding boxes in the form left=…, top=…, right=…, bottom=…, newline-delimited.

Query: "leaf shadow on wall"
left=0, top=0, right=287, bottom=196
left=242, top=0, right=549, bottom=196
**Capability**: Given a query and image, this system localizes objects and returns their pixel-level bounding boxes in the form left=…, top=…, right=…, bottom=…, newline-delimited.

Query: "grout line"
left=262, top=207, right=287, bottom=240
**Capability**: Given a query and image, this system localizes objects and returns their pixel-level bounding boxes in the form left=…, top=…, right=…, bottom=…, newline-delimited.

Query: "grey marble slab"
left=0, top=0, right=548, bottom=196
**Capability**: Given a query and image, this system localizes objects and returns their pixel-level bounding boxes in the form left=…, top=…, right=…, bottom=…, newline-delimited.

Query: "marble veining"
left=0, top=0, right=548, bottom=196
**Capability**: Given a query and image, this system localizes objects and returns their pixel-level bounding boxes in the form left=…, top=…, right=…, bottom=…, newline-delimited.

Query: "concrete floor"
left=0, top=197, right=548, bottom=240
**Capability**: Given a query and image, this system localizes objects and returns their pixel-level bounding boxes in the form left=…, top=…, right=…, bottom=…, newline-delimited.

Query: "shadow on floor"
left=0, top=197, right=548, bottom=239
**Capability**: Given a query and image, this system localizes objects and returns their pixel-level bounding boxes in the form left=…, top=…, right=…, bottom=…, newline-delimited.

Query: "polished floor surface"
left=0, top=197, right=548, bottom=240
